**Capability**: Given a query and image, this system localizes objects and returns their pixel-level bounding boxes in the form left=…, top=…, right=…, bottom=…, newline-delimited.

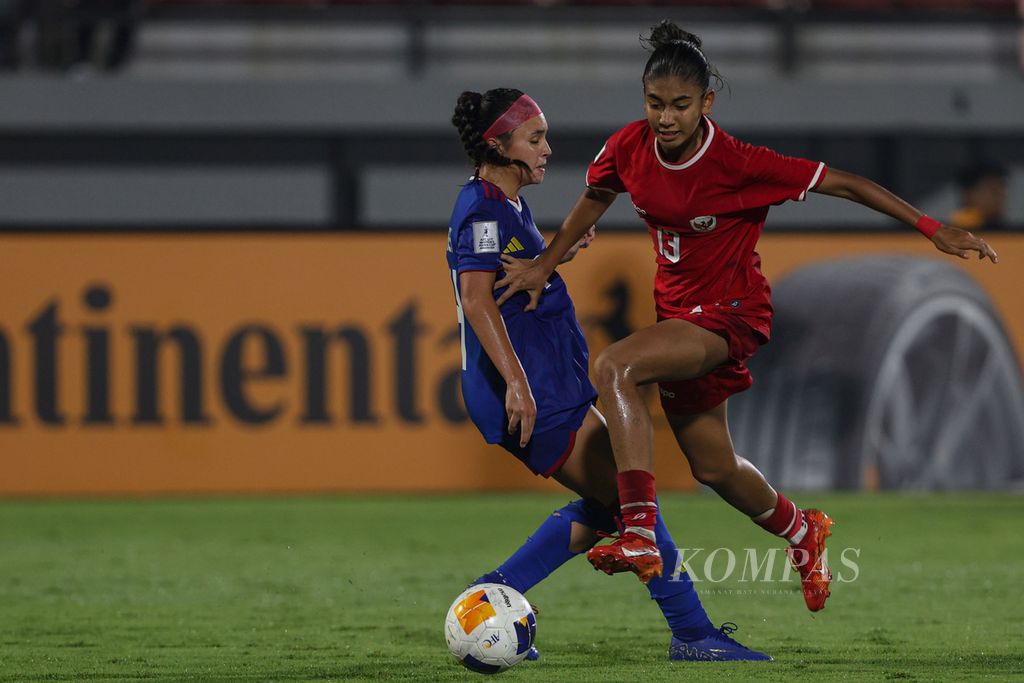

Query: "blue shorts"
left=499, top=403, right=590, bottom=477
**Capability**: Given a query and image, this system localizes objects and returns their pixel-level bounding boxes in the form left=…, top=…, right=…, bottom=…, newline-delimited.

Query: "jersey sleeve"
left=740, top=143, right=827, bottom=206
left=585, top=132, right=627, bottom=194
left=453, top=204, right=505, bottom=273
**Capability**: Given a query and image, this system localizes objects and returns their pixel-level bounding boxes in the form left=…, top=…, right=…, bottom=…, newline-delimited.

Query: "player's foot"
left=525, top=645, right=540, bottom=661
left=586, top=532, right=662, bottom=584
left=787, top=508, right=833, bottom=612
left=469, top=570, right=511, bottom=589
left=668, top=623, right=773, bottom=662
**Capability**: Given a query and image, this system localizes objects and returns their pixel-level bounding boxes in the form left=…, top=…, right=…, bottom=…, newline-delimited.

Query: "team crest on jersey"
left=690, top=216, right=717, bottom=232
left=472, top=221, right=500, bottom=253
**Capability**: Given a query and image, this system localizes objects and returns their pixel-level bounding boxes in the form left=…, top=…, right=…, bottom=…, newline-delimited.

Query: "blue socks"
left=477, top=499, right=609, bottom=593
left=647, top=508, right=716, bottom=641
left=473, top=498, right=713, bottom=642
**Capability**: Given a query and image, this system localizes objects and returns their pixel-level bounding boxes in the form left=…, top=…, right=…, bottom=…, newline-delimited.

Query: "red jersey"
left=586, top=117, right=826, bottom=340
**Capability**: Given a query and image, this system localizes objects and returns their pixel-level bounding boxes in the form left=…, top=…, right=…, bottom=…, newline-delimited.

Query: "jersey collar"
left=654, top=116, right=715, bottom=171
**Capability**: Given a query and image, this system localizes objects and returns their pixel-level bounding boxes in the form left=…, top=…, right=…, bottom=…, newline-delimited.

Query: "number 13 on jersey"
left=656, top=227, right=681, bottom=263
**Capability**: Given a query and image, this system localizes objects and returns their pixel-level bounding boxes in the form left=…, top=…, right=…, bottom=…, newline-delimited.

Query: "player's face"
left=643, top=77, right=715, bottom=161
left=497, top=114, right=551, bottom=186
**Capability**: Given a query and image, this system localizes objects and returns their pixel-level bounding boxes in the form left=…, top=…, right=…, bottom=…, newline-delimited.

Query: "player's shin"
left=751, top=491, right=806, bottom=543
left=752, top=491, right=833, bottom=612
left=472, top=498, right=616, bottom=594
left=617, top=469, right=659, bottom=541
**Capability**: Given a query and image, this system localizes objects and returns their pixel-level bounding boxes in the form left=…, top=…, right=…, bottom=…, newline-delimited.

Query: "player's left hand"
left=494, top=255, right=550, bottom=311
left=560, top=225, right=597, bottom=263
left=505, top=378, right=536, bottom=448
left=932, top=225, right=998, bottom=263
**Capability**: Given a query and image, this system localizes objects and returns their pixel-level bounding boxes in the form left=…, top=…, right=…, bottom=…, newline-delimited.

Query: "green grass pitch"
left=2, top=493, right=1023, bottom=682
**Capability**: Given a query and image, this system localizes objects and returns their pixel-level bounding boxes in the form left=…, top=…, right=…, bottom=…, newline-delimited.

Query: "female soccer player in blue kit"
left=447, top=87, right=771, bottom=661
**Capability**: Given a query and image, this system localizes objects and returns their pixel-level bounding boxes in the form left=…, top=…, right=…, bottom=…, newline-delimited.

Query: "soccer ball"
left=444, top=583, right=537, bottom=674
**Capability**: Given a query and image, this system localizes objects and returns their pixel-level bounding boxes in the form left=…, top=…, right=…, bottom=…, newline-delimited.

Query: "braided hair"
left=640, top=20, right=723, bottom=93
left=451, top=88, right=532, bottom=177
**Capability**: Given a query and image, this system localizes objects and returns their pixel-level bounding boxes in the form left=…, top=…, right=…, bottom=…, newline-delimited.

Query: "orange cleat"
left=787, top=509, right=833, bottom=612
left=586, top=532, right=663, bottom=584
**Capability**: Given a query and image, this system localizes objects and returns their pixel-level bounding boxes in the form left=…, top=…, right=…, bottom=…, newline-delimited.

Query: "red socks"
left=617, top=470, right=658, bottom=542
left=753, top=492, right=808, bottom=545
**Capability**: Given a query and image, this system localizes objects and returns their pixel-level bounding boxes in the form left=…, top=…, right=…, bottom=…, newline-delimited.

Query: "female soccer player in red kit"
left=496, top=20, right=998, bottom=612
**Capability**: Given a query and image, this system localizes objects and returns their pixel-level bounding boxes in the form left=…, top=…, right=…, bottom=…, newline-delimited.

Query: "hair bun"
left=644, top=20, right=702, bottom=52
left=640, top=21, right=719, bottom=93
left=453, top=91, right=483, bottom=126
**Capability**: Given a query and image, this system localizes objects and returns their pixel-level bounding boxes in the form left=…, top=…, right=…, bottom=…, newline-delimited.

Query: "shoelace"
left=715, top=622, right=751, bottom=650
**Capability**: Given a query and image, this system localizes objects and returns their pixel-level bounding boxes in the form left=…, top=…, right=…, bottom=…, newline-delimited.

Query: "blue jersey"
left=446, top=178, right=597, bottom=444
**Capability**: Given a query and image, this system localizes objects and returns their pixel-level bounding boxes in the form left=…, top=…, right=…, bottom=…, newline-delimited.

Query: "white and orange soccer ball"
left=443, top=583, right=537, bottom=674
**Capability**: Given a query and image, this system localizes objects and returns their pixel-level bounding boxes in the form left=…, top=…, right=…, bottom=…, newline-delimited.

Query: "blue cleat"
left=525, top=645, right=540, bottom=661
left=668, top=623, right=773, bottom=662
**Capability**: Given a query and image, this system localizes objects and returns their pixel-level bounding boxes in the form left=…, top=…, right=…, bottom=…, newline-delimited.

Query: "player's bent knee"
left=593, top=350, right=632, bottom=390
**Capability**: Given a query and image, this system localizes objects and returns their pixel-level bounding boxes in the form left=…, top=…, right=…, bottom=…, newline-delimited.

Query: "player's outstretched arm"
left=495, top=188, right=617, bottom=309
left=460, top=270, right=536, bottom=446
left=813, top=168, right=998, bottom=263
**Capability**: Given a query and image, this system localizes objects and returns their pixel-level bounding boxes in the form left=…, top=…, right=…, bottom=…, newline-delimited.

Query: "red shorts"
left=657, top=308, right=768, bottom=416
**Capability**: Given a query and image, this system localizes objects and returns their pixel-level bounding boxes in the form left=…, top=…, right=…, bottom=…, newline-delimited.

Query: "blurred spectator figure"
left=949, top=162, right=1010, bottom=231
left=0, top=0, right=24, bottom=69
left=35, top=0, right=142, bottom=71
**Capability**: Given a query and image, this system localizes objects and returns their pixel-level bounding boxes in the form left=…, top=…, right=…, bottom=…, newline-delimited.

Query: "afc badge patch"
left=690, top=215, right=717, bottom=233
left=472, top=221, right=500, bottom=253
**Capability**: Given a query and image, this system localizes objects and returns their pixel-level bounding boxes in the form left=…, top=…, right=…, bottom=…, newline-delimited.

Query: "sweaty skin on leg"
left=666, top=401, right=778, bottom=517
left=592, top=318, right=728, bottom=475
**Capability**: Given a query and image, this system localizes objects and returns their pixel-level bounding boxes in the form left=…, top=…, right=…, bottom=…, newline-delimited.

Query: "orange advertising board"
left=0, top=232, right=1018, bottom=495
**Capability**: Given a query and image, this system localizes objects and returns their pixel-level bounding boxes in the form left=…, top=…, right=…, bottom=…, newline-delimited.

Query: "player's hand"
left=560, top=226, right=597, bottom=263
left=505, top=378, right=536, bottom=447
left=494, top=255, right=551, bottom=311
left=932, top=225, right=998, bottom=263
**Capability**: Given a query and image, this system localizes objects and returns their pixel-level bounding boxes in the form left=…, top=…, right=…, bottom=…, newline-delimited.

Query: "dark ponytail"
left=451, top=88, right=529, bottom=175
left=640, top=20, right=722, bottom=93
